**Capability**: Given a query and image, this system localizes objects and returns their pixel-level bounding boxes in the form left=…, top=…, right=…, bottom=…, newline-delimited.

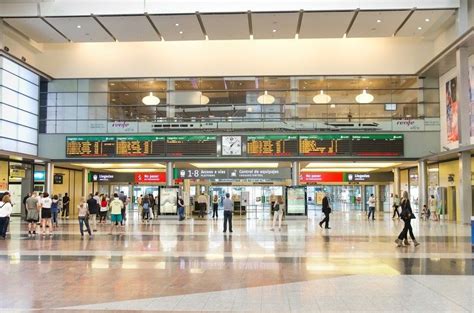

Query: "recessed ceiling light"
left=425, top=18, right=430, bottom=22
left=418, top=27, right=422, bottom=30
left=179, top=31, right=183, bottom=34
left=272, top=29, right=277, bottom=33
left=377, top=19, right=382, bottom=23
left=77, top=25, right=81, bottom=29
left=175, top=23, right=179, bottom=26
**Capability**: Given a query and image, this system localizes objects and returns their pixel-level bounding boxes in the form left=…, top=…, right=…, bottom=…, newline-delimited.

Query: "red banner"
left=134, top=172, right=166, bottom=183
left=300, top=172, right=344, bottom=183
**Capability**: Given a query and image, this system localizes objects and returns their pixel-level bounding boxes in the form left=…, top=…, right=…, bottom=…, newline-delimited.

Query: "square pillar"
left=418, top=160, right=428, bottom=210
left=458, top=151, right=472, bottom=224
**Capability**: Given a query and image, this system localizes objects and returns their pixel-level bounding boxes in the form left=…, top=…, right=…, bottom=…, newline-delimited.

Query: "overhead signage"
left=351, top=134, right=404, bottom=156
left=301, top=172, right=394, bottom=183
left=89, top=172, right=134, bottom=183
left=9, top=168, right=26, bottom=178
left=66, top=134, right=403, bottom=158
left=299, top=134, right=351, bottom=156
left=134, top=172, right=166, bottom=183
left=91, top=173, right=115, bottom=182
left=246, top=135, right=298, bottom=157
left=33, top=171, right=45, bottom=182
left=175, top=168, right=291, bottom=180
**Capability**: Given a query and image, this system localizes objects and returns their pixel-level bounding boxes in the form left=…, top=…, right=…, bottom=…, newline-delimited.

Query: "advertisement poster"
left=469, top=56, right=474, bottom=137
left=286, top=187, right=306, bottom=215
left=160, top=188, right=178, bottom=214
left=446, top=77, right=459, bottom=143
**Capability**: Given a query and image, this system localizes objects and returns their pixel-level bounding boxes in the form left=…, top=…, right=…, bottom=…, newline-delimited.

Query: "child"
left=421, top=204, right=430, bottom=221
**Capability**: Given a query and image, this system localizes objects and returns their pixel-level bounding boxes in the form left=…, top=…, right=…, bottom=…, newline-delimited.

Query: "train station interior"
left=0, top=0, right=473, bottom=312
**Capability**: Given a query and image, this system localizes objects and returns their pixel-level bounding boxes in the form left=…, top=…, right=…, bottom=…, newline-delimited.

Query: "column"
left=458, top=151, right=472, bottom=224
left=289, top=77, right=298, bottom=119
left=166, top=79, right=176, bottom=119
left=291, top=161, right=299, bottom=186
left=418, top=160, right=428, bottom=210
left=417, top=78, right=425, bottom=118
left=183, top=179, right=191, bottom=217
left=361, top=185, right=366, bottom=212
left=45, top=162, right=54, bottom=194
left=166, top=162, right=174, bottom=186
left=393, top=167, right=401, bottom=197
left=375, top=185, right=382, bottom=212
left=82, top=168, right=89, bottom=197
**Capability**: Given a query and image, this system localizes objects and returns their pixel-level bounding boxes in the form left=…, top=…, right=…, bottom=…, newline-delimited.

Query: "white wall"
left=31, top=37, right=434, bottom=78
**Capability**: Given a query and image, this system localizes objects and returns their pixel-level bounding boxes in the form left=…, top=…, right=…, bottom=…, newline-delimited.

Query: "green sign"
left=300, top=134, right=350, bottom=140
left=351, top=134, right=403, bottom=140
left=247, top=135, right=298, bottom=141
left=116, top=136, right=165, bottom=141
left=166, top=136, right=216, bottom=141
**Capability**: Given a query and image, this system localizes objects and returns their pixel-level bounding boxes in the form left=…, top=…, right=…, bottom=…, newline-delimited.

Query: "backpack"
left=143, top=201, right=149, bottom=210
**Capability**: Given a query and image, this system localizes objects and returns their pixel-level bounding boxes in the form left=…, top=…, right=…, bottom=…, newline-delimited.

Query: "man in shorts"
left=26, top=192, right=39, bottom=237
left=109, top=193, right=124, bottom=234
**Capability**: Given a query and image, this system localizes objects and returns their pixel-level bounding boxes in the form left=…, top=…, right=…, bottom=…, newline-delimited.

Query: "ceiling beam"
left=247, top=10, right=253, bottom=38
left=144, top=13, right=163, bottom=40
left=91, top=14, right=117, bottom=42
left=295, top=10, right=304, bottom=38
left=39, top=16, right=71, bottom=42
left=344, top=9, right=359, bottom=37
left=393, top=8, right=415, bottom=36
left=195, top=11, right=207, bottom=39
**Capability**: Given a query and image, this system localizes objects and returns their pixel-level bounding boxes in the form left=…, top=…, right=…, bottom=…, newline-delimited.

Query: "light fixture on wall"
left=142, top=92, right=160, bottom=105
left=200, top=93, right=210, bottom=104
left=257, top=90, right=275, bottom=104
left=313, top=90, right=331, bottom=104
left=355, top=89, right=374, bottom=103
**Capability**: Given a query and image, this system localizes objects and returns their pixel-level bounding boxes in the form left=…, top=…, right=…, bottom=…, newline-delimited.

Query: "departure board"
left=299, top=135, right=351, bottom=156
left=116, top=136, right=166, bottom=157
left=351, top=134, right=404, bottom=156
left=66, top=137, right=116, bottom=157
left=166, top=136, right=217, bottom=156
left=247, top=135, right=298, bottom=156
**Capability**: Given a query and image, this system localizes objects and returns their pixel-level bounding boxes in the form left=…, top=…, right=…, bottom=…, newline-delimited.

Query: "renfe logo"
left=111, top=121, right=130, bottom=128
left=395, top=120, right=415, bottom=126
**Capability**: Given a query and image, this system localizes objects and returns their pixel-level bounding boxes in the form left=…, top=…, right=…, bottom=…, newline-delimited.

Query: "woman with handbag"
left=77, top=197, right=92, bottom=239
left=395, top=191, right=419, bottom=247
left=271, top=196, right=284, bottom=231
left=319, top=195, right=331, bottom=229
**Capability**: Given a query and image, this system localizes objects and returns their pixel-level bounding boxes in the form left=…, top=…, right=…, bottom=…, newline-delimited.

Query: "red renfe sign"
left=134, top=172, right=166, bottom=183
left=300, top=172, right=344, bottom=183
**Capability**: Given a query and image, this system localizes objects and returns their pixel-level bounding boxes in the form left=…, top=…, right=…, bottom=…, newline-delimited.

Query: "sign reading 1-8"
left=222, top=136, right=242, bottom=156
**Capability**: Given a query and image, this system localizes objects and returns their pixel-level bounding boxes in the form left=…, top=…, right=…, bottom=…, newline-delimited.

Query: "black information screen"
left=351, top=135, right=404, bottom=156
left=166, top=136, right=217, bottom=156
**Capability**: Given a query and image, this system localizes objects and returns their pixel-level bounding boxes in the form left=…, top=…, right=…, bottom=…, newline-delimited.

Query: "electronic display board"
left=166, top=136, right=217, bottom=156
left=351, top=134, right=404, bottom=156
left=115, top=136, right=166, bottom=157
left=247, top=135, right=298, bottom=156
left=66, top=136, right=116, bottom=157
left=299, top=134, right=351, bottom=156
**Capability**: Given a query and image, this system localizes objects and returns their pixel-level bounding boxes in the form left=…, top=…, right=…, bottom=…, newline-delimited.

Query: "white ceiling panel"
left=4, top=18, right=68, bottom=43
left=252, top=12, right=299, bottom=39
left=299, top=11, right=353, bottom=38
left=98, top=15, right=160, bottom=41
left=150, top=14, right=204, bottom=41
left=348, top=10, right=410, bottom=38
left=46, top=16, right=114, bottom=42
left=202, top=13, right=249, bottom=40
left=396, top=9, right=455, bottom=37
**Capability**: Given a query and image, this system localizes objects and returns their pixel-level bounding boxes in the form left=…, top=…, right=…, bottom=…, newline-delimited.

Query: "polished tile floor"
left=0, top=210, right=472, bottom=312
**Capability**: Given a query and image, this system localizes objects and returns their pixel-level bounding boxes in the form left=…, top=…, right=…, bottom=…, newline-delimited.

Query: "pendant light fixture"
left=313, top=90, right=331, bottom=104
left=200, top=93, right=210, bottom=105
left=355, top=89, right=374, bottom=104
left=142, top=92, right=160, bottom=105
left=257, top=90, right=275, bottom=104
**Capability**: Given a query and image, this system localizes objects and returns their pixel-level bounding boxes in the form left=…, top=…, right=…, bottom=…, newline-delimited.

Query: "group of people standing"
left=137, top=194, right=159, bottom=222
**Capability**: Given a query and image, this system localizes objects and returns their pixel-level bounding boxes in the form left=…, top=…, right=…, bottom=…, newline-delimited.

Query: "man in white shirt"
left=197, top=193, right=208, bottom=219
left=367, top=194, right=376, bottom=221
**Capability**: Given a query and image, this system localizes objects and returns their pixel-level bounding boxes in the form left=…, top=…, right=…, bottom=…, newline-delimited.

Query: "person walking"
left=222, top=193, right=233, bottom=233
left=178, top=196, right=185, bottom=221
left=62, top=193, right=70, bottom=219
left=87, top=193, right=98, bottom=232
left=0, top=194, right=13, bottom=239
left=395, top=191, right=420, bottom=247
left=142, top=195, right=151, bottom=222
left=319, top=195, right=332, bottom=229
left=430, top=195, right=439, bottom=221
left=77, top=197, right=92, bottom=239
left=367, top=194, right=376, bottom=221
left=40, top=192, right=53, bottom=237
left=22, top=192, right=31, bottom=221
left=99, top=195, right=108, bottom=223
left=109, top=193, right=124, bottom=234
left=271, top=196, right=285, bottom=231
left=51, top=195, right=60, bottom=229
left=26, top=192, right=39, bottom=237
left=392, top=194, right=400, bottom=219
left=197, top=192, right=208, bottom=219
left=212, top=194, right=219, bottom=220
left=119, top=191, right=127, bottom=226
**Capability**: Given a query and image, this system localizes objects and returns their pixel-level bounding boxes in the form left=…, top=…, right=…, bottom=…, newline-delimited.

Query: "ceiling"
left=2, top=9, right=456, bottom=43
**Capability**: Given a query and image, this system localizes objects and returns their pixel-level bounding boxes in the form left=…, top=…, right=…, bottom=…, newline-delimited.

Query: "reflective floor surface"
left=0, top=211, right=472, bottom=312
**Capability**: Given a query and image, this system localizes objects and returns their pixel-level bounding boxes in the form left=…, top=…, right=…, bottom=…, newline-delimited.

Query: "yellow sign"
left=316, top=192, right=325, bottom=205
left=10, top=169, right=25, bottom=178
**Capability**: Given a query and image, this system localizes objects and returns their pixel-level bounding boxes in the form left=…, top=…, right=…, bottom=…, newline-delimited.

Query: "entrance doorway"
left=307, top=185, right=363, bottom=213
